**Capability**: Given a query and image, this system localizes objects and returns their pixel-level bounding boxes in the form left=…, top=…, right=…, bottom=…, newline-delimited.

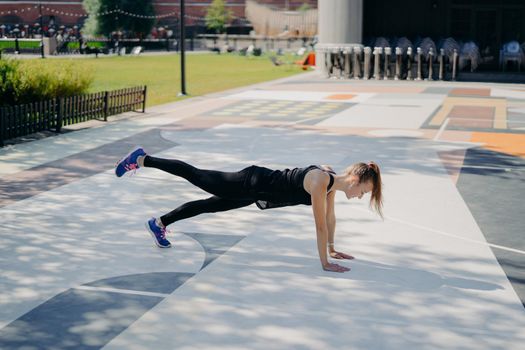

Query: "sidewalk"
left=0, top=72, right=524, bottom=349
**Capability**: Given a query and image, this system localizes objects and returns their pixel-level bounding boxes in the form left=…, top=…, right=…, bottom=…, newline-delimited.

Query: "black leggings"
left=143, top=156, right=255, bottom=226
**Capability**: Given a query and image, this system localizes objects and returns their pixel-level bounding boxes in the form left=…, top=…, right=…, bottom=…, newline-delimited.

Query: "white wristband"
left=327, top=242, right=334, bottom=247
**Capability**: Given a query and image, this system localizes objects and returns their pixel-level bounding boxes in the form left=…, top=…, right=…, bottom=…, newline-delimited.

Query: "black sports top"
left=246, top=165, right=335, bottom=210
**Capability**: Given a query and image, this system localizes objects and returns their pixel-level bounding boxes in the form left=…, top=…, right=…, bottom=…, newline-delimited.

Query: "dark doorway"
left=474, top=9, right=499, bottom=69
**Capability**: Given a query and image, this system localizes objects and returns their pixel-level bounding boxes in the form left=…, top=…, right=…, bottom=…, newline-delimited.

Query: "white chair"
left=131, top=46, right=142, bottom=55
left=500, top=41, right=523, bottom=72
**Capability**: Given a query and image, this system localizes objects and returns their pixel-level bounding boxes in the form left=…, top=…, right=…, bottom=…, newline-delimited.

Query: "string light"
left=0, top=6, right=37, bottom=16
left=0, top=5, right=252, bottom=23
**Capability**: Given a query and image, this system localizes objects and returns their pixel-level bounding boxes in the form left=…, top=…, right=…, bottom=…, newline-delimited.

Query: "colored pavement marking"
left=273, top=82, right=426, bottom=93
left=449, top=106, right=494, bottom=119
left=0, top=288, right=165, bottom=350
left=450, top=88, right=491, bottom=97
left=0, top=128, right=178, bottom=208
left=320, top=102, right=439, bottom=129
left=0, top=233, right=245, bottom=349
left=491, top=88, right=525, bottom=100
left=471, top=132, right=525, bottom=158
left=184, top=233, right=246, bottom=270
left=83, top=272, right=194, bottom=294
left=448, top=106, right=495, bottom=129
left=423, top=87, right=454, bottom=94
left=456, top=148, right=525, bottom=306
left=508, top=113, right=525, bottom=130
left=508, top=107, right=525, bottom=114
left=429, top=97, right=507, bottom=129
left=326, top=94, right=356, bottom=100
left=225, top=90, right=369, bottom=104
left=207, top=100, right=348, bottom=120
left=0, top=273, right=194, bottom=350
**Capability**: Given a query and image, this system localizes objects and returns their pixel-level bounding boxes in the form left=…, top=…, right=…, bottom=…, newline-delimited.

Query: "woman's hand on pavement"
left=329, top=250, right=355, bottom=260
left=323, top=262, right=350, bottom=273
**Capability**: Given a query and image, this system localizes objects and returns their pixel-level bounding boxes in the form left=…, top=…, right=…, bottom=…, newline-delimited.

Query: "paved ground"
left=0, top=72, right=524, bottom=349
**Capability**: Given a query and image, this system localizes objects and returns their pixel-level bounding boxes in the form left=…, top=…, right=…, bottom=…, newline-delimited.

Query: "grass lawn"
left=48, top=53, right=309, bottom=106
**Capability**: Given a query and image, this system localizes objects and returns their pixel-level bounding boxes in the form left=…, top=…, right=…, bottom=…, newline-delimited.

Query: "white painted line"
left=289, top=116, right=324, bottom=125
left=74, top=285, right=170, bottom=298
left=355, top=207, right=525, bottom=256
left=434, top=117, right=450, bottom=141
left=461, top=165, right=512, bottom=172
left=387, top=215, right=525, bottom=255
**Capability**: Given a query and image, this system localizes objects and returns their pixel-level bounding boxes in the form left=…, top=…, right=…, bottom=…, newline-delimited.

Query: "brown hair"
left=345, top=161, right=384, bottom=218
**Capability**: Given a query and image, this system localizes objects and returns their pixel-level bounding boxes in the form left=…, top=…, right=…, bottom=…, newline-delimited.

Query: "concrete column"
left=395, top=47, right=402, bottom=80
left=343, top=46, right=352, bottom=79
left=428, top=48, right=434, bottom=81
left=317, top=0, right=363, bottom=72
left=407, top=47, right=413, bottom=80
left=439, top=48, right=444, bottom=81
left=452, top=49, right=458, bottom=81
left=43, top=37, right=57, bottom=56
left=363, top=46, right=371, bottom=79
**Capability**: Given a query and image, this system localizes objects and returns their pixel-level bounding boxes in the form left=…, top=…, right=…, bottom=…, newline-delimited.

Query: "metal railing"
left=317, top=44, right=460, bottom=81
left=0, top=86, right=146, bottom=146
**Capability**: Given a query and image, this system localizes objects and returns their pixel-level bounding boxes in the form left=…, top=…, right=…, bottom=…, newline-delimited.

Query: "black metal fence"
left=0, top=86, right=146, bottom=147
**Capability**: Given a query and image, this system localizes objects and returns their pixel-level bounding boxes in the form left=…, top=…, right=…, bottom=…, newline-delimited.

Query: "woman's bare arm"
left=308, top=170, right=350, bottom=273
left=326, top=191, right=336, bottom=247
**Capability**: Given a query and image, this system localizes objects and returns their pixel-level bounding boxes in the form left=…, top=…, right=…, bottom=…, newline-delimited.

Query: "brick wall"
left=0, top=1, right=317, bottom=27
left=0, top=2, right=85, bottom=26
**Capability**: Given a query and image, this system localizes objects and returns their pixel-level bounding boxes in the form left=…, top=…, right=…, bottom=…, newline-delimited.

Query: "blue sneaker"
left=115, top=146, right=146, bottom=177
left=145, top=218, right=172, bottom=248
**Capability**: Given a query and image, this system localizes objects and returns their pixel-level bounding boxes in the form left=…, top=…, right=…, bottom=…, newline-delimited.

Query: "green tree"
left=297, top=3, right=311, bottom=12
left=97, top=0, right=155, bottom=37
left=205, top=0, right=233, bottom=34
left=82, top=0, right=101, bottom=36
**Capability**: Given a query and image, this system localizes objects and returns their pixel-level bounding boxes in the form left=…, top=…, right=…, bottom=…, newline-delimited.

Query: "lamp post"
left=39, top=1, right=45, bottom=58
left=179, top=0, right=187, bottom=96
left=13, top=27, right=20, bottom=54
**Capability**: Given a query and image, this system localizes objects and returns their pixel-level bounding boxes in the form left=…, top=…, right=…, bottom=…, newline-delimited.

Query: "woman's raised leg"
left=143, top=156, right=253, bottom=200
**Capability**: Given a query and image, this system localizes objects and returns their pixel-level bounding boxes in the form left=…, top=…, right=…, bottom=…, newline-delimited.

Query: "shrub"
left=0, top=59, right=93, bottom=106
left=0, top=59, right=20, bottom=106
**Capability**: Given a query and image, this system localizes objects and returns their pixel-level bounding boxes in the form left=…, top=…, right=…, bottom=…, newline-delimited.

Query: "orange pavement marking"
left=326, top=94, right=356, bottom=100
left=471, top=132, right=525, bottom=158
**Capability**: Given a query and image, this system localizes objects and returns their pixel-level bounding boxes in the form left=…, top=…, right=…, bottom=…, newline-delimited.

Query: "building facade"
left=0, top=1, right=318, bottom=27
left=363, top=0, right=524, bottom=62
left=318, top=0, right=525, bottom=70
